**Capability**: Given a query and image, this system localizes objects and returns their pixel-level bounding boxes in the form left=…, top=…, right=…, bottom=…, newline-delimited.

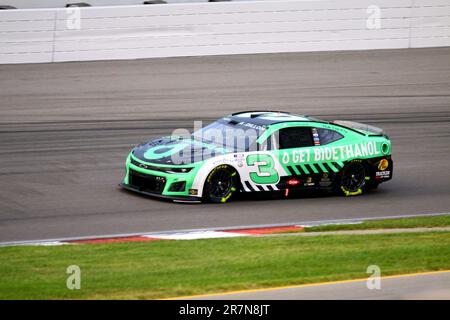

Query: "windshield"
left=192, top=119, right=265, bottom=152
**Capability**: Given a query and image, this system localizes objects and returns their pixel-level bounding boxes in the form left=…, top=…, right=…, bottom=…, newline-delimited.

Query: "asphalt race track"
left=0, top=47, right=449, bottom=242
left=188, top=271, right=450, bottom=300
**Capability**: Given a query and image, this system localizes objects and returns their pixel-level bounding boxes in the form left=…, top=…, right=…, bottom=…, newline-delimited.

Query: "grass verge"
left=0, top=231, right=449, bottom=299
left=303, top=215, right=450, bottom=232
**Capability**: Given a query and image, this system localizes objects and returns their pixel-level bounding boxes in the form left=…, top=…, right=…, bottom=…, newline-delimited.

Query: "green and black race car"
left=120, top=111, right=393, bottom=203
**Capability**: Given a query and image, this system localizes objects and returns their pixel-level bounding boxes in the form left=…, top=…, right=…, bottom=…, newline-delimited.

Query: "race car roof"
left=228, top=111, right=324, bottom=126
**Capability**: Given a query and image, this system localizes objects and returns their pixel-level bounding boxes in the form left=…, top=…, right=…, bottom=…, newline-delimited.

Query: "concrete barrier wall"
left=1, top=0, right=449, bottom=64
left=0, top=0, right=214, bottom=10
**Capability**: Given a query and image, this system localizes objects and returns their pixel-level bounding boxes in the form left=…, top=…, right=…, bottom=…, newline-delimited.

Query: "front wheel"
left=203, top=165, right=238, bottom=203
left=338, top=161, right=368, bottom=196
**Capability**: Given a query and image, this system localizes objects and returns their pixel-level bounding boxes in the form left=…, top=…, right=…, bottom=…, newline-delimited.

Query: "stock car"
left=120, top=111, right=393, bottom=203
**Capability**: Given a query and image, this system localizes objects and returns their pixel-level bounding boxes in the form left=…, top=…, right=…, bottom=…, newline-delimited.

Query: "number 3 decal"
left=246, top=154, right=279, bottom=184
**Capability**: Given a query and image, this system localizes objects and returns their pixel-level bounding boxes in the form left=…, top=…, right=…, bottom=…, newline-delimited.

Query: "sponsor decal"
left=312, top=128, right=320, bottom=146
left=304, top=176, right=315, bottom=187
left=235, top=153, right=245, bottom=167
left=319, top=173, right=332, bottom=187
left=287, top=178, right=300, bottom=186
left=376, top=170, right=390, bottom=178
left=237, top=122, right=266, bottom=131
left=284, top=149, right=311, bottom=163
left=281, top=141, right=381, bottom=164
left=378, top=159, right=389, bottom=171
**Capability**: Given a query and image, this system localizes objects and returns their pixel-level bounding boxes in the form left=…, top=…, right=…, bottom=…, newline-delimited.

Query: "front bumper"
left=121, top=153, right=202, bottom=203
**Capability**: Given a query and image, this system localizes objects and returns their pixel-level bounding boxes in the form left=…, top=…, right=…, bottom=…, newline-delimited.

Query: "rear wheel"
left=203, top=165, right=238, bottom=203
left=338, top=161, right=368, bottom=196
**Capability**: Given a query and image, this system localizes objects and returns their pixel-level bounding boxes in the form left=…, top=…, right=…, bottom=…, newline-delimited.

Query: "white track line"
left=144, top=231, right=245, bottom=240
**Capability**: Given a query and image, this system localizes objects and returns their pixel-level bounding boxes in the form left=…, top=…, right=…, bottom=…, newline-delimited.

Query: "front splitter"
left=119, top=183, right=202, bottom=204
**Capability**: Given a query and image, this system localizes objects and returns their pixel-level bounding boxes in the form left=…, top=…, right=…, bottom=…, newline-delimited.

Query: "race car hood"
left=131, top=136, right=230, bottom=165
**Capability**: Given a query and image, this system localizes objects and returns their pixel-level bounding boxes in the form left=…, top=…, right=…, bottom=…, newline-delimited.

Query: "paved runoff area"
left=185, top=271, right=450, bottom=300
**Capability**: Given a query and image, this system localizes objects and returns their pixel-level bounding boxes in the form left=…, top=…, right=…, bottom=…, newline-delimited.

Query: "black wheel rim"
left=342, top=163, right=366, bottom=192
left=209, top=169, right=233, bottom=198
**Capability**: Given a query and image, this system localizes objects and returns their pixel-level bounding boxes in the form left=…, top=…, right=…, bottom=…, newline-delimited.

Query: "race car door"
left=275, top=126, right=316, bottom=177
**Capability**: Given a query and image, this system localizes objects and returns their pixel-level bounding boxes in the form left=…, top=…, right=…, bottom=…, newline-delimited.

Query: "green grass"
left=304, top=215, right=450, bottom=232
left=0, top=231, right=449, bottom=299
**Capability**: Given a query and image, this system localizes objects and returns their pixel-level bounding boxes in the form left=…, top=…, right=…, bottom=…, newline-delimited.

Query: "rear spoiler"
left=332, top=120, right=387, bottom=137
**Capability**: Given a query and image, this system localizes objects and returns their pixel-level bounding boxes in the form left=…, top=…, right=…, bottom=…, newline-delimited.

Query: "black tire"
left=203, top=165, right=238, bottom=203
left=338, top=161, right=368, bottom=196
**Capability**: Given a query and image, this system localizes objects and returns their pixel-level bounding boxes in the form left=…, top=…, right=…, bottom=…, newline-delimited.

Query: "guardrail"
left=1, top=0, right=449, bottom=64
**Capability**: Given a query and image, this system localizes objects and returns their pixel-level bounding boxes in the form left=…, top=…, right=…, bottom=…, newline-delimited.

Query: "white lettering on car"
left=283, top=142, right=381, bottom=163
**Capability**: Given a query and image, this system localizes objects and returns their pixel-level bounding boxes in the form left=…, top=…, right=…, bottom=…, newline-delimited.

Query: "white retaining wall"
left=0, top=0, right=217, bottom=10
left=1, top=0, right=449, bottom=64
